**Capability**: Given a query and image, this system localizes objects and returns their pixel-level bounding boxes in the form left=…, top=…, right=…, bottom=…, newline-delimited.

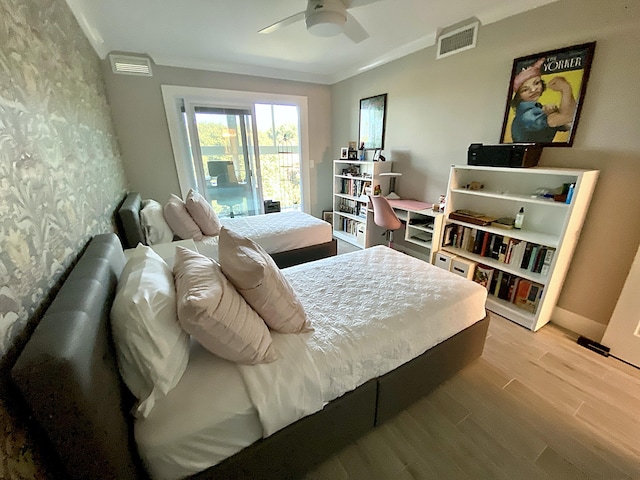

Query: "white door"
left=601, top=244, right=640, bottom=368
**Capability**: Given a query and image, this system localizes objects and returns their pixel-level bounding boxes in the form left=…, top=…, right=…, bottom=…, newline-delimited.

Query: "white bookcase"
left=332, top=160, right=393, bottom=248
left=439, top=165, right=598, bottom=331
left=394, top=207, right=445, bottom=263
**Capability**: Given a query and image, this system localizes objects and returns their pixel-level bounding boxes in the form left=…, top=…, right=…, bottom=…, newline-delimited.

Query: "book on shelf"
left=540, top=248, right=555, bottom=276
left=449, top=210, right=497, bottom=226
left=442, top=224, right=456, bottom=247
left=513, top=280, right=544, bottom=313
left=491, top=217, right=515, bottom=229
left=480, top=231, right=490, bottom=256
left=472, top=264, right=494, bottom=290
left=520, top=243, right=534, bottom=269
left=490, top=270, right=503, bottom=297
left=527, top=245, right=540, bottom=271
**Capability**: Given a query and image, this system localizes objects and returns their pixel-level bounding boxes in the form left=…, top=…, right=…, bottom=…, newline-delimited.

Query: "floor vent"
left=109, top=54, right=153, bottom=76
left=436, top=20, right=479, bottom=59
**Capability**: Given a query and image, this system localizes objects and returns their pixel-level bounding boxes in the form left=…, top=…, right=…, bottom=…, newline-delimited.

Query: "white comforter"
left=135, top=246, right=487, bottom=480
left=196, top=210, right=332, bottom=259
left=238, top=246, right=487, bottom=437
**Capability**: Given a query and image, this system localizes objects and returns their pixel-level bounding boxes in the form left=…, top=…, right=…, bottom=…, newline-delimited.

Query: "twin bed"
left=11, top=231, right=488, bottom=480
left=117, top=192, right=337, bottom=268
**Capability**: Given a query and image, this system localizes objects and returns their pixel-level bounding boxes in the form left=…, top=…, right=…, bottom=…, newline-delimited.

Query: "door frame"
left=601, top=243, right=640, bottom=368
left=161, top=85, right=311, bottom=213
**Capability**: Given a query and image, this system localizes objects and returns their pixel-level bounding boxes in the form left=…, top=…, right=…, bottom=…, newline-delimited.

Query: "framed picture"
left=322, top=210, right=333, bottom=225
left=340, top=147, right=348, bottom=159
left=499, top=42, right=596, bottom=147
left=358, top=93, right=387, bottom=150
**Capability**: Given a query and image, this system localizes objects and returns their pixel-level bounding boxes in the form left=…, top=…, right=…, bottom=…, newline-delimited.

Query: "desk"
left=387, top=198, right=432, bottom=213
left=385, top=198, right=443, bottom=263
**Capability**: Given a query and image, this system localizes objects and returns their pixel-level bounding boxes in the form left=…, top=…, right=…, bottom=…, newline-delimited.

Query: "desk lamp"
left=379, top=172, right=402, bottom=200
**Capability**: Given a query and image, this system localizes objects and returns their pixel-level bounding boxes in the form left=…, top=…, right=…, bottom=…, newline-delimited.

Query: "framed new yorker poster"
left=499, top=42, right=596, bottom=147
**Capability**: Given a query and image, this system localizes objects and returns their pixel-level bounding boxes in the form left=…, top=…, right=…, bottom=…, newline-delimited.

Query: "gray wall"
left=101, top=63, right=333, bottom=217
left=0, top=0, right=128, bottom=477
left=331, top=0, right=640, bottom=332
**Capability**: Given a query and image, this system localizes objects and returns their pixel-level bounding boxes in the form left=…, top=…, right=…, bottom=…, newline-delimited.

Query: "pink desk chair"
left=369, top=195, right=402, bottom=248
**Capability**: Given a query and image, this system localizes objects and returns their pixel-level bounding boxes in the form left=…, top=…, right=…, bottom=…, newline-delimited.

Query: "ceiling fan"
left=258, top=0, right=382, bottom=44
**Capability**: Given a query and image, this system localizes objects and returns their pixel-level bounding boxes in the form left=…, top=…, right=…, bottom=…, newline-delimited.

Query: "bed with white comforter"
left=196, top=210, right=332, bottom=260
left=135, top=246, right=487, bottom=480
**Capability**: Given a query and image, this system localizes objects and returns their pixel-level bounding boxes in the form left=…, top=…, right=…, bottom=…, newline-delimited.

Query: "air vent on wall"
left=109, top=54, right=153, bottom=76
left=436, top=20, right=479, bottom=59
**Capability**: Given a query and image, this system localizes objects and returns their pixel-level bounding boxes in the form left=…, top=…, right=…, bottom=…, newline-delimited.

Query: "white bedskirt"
left=135, top=246, right=487, bottom=480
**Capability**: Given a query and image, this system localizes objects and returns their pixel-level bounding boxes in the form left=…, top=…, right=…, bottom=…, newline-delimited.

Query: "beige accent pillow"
left=185, top=188, right=221, bottom=236
left=173, top=246, right=276, bottom=364
left=218, top=226, right=312, bottom=334
left=163, top=194, right=203, bottom=241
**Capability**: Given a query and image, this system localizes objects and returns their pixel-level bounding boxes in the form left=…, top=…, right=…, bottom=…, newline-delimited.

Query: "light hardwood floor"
left=304, top=311, right=640, bottom=479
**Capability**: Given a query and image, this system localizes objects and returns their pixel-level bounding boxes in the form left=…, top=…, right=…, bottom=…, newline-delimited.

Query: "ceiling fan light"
left=306, top=11, right=346, bottom=37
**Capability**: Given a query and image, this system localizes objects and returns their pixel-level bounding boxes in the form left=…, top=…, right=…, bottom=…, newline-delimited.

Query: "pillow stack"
left=139, top=199, right=173, bottom=245
left=110, top=227, right=310, bottom=419
left=111, top=245, right=190, bottom=418
left=161, top=189, right=222, bottom=242
left=172, top=227, right=312, bottom=363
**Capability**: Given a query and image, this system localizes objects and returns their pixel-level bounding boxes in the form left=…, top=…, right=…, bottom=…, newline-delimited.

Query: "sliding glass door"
left=163, top=86, right=310, bottom=218
left=185, top=105, right=260, bottom=217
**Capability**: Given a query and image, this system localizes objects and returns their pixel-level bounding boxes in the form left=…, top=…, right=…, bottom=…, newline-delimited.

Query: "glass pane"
left=255, top=104, right=301, bottom=211
left=194, top=110, right=259, bottom=217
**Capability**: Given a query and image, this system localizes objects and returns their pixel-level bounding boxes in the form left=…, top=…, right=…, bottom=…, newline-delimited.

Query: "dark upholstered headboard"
left=11, top=233, right=146, bottom=479
left=118, top=192, right=146, bottom=249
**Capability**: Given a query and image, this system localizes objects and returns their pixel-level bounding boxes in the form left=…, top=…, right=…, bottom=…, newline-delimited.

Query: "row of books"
left=340, top=178, right=371, bottom=197
left=337, top=198, right=367, bottom=217
left=443, top=224, right=555, bottom=275
left=472, top=264, right=544, bottom=314
left=339, top=217, right=361, bottom=235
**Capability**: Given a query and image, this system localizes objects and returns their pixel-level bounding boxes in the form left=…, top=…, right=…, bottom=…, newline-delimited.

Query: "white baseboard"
left=551, top=307, right=607, bottom=342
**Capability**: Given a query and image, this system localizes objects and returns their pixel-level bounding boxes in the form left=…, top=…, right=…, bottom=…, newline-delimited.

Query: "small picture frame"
left=322, top=210, right=333, bottom=226
left=340, top=147, right=348, bottom=159
left=372, top=149, right=381, bottom=161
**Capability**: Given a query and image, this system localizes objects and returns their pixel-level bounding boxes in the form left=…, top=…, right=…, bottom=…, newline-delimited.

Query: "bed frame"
left=11, top=233, right=489, bottom=480
left=117, top=192, right=338, bottom=269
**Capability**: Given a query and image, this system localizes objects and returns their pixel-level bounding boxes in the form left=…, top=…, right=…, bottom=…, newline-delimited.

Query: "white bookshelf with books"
left=439, top=165, right=599, bottom=331
left=332, top=160, right=393, bottom=248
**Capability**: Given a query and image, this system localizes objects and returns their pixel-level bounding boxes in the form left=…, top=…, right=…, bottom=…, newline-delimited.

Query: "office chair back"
left=369, top=195, right=402, bottom=248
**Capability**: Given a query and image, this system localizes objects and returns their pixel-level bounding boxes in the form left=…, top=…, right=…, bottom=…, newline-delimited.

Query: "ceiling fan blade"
left=258, top=11, right=305, bottom=34
left=344, top=0, right=383, bottom=8
left=343, top=12, right=369, bottom=43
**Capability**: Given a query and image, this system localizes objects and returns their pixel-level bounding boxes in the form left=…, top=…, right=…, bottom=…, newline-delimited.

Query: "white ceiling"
left=66, top=0, right=558, bottom=85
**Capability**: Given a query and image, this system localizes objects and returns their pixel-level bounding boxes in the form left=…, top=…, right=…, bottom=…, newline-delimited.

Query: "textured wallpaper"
left=0, top=0, right=128, bottom=477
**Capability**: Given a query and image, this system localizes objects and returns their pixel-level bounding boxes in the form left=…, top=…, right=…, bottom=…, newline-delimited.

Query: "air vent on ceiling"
left=436, top=20, right=479, bottom=59
left=109, top=54, right=153, bottom=76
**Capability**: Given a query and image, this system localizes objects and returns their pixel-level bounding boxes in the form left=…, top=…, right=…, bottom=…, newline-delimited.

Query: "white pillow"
left=140, top=199, right=174, bottom=245
left=163, top=194, right=203, bottom=241
left=110, top=245, right=190, bottom=418
left=185, top=189, right=221, bottom=237
left=173, top=246, right=276, bottom=364
left=218, top=227, right=311, bottom=334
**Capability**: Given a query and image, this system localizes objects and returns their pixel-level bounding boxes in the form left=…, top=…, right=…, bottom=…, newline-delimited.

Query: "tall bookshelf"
left=332, top=160, right=392, bottom=248
left=440, top=165, right=598, bottom=331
